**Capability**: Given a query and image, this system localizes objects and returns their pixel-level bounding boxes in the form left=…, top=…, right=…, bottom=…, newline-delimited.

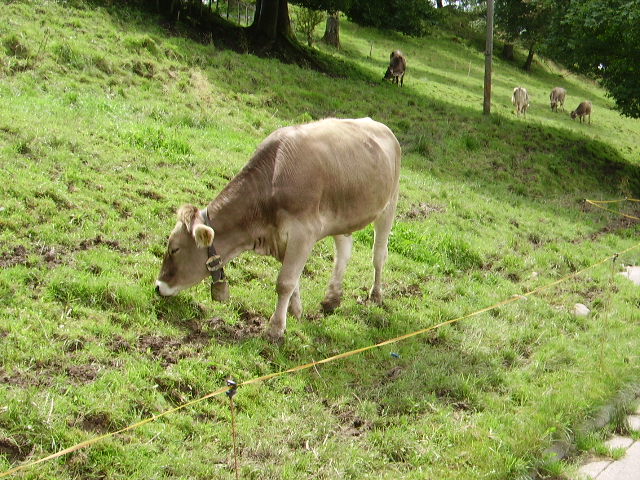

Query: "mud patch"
left=325, top=401, right=372, bottom=437
left=390, top=283, right=423, bottom=298
left=0, top=245, right=28, bottom=268
left=109, top=334, right=132, bottom=353
left=137, top=189, right=163, bottom=201
left=0, top=367, right=51, bottom=388
left=0, top=436, right=32, bottom=463
left=76, top=412, right=112, bottom=434
left=138, top=334, right=188, bottom=366
left=66, top=364, right=99, bottom=383
left=400, top=202, right=445, bottom=220
left=78, top=235, right=123, bottom=252
left=207, top=312, right=265, bottom=342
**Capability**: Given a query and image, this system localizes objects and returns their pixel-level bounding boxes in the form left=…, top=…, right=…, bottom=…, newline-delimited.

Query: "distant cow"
left=571, top=100, right=592, bottom=124
left=383, top=50, right=406, bottom=86
left=512, top=87, right=529, bottom=116
left=549, top=87, right=566, bottom=112
left=156, top=118, right=401, bottom=342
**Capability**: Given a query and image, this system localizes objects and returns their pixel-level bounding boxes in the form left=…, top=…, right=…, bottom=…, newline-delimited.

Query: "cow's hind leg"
left=369, top=191, right=398, bottom=304
left=266, top=234, right=314, bottom=342
left=321, top=234, right=353, bottom=314
left=288, top=281, right=302, bottom=319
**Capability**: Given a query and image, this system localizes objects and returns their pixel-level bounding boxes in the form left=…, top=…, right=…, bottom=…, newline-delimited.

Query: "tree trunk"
left=523, top=44, right=535, bottom=71
left=321, top=11, right=340, bottom=48
left=502, top=43, right=514, bottom=61
left=436, top=0, right=444, bottom=8
left=250, top=0, right=292, bottom=48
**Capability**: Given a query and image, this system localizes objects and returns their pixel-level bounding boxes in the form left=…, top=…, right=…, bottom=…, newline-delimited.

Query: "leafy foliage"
left=345, top=0, right=437, bottom=36
left=542, top=0, right=640, bottom=118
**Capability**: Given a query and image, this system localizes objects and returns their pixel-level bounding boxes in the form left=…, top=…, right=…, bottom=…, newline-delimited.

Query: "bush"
left=346, top=0, right=436, bottom=36
left=293, top=7, right=325, bottom=47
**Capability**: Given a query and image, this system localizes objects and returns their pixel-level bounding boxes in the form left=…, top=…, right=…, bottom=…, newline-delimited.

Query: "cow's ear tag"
left=193, top=224, right=214, bottom=247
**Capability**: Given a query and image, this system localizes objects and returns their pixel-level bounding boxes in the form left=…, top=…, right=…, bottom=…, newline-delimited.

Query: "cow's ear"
left=177, top=205, right=201, bottom=233
left=193, top=224, right=214, bottom=248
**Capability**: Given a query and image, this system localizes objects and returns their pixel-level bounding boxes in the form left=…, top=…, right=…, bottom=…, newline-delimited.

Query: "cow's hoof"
left=368, top=288, right=383, bottom=305
left=264, top=326, right=285, bottom=344
left=320, top=297, right=340, bottom=314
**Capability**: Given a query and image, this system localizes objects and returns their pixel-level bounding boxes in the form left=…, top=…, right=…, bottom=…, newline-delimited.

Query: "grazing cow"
left=549, top=87, right=567, bottom=112
left=571, top=100, right=592, bottom=124
left=156, top=118, right=401, bottom=342
left=383, top=50, right=407, bottom=86
left=512, top=87, right=529, bottom=116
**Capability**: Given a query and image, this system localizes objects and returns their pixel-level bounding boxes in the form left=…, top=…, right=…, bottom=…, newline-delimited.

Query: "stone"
left=574, top=303, right=590, bottom=316
left=597, top=441, right=640, bottom=480
left=577, top=460, right=611, bottom=479
left=605, top=436, right=633, bottom=450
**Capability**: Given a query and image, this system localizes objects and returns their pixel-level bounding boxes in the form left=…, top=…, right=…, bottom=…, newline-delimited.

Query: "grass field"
left=2, top=1, right=640, bottom=479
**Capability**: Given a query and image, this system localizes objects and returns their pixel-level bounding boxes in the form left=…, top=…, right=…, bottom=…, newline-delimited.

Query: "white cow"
left=512, top=87, right=529, bottom=116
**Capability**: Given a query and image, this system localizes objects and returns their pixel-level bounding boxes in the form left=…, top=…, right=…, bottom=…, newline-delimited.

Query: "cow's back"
left=256, top=118, right=400, bottom=237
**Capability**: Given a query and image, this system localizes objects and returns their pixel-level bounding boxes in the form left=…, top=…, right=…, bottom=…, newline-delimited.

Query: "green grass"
left=1, top=2, right=640, bottom=479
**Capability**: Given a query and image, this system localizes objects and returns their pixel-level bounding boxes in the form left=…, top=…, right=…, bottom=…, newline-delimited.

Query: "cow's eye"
left=170, top=247, right=180, bottom=255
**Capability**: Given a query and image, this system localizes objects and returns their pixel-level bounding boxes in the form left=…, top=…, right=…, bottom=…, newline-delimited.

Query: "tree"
left=495, top=0, right=555, bottom=70
left=346, top=0, right=436, bottom=36
left=543, top=0, right=640, bottom=118
left=293, top=6, right=326, bottom=46
left=321, top=10, right=341, bottom=48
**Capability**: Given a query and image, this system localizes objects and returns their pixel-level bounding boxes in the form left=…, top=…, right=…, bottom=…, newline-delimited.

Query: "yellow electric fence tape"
left=2, top=199, right=639, bottom=478
left=586, top=198, right=640, bottom=221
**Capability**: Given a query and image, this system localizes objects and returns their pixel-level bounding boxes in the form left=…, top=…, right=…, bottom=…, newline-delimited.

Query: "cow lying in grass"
left=156, top=118, right=401, bottom=342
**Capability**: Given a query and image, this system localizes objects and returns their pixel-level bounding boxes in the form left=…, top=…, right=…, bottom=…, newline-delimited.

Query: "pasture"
left=1, top=1, right=640, bottom=479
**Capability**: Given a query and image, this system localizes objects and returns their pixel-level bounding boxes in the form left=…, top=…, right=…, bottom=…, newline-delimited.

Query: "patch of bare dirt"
left=66, top=364, right=99, bottom=383
left=324, top=401, right=372, bottom=437
left=137, top=189, right=163, bottom=201
left=76, top=412, right=112, bottom=434
left=205, top=312, right=265, bottom=342
left=0, top=436, right=32, bottom=462
left=138, top=334, right=189, bottom=366
left=0, top=245, right=27, bottom=268
left=78, top=235, right=123, bottom=252
left=109, top=335, right=131, bottom=353
left=400, top=202, right=445, bottom=220
left=390, top=283, right=423, bottom=298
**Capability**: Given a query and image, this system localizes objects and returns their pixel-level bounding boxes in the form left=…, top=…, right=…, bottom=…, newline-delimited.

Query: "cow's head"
left=155, top=205, right=215, bottom=297
left=383, top=66, right=393, bottom=81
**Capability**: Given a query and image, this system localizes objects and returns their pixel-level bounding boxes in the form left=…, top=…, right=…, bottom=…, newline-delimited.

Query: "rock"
left=574, top=303, right=590, bottom=316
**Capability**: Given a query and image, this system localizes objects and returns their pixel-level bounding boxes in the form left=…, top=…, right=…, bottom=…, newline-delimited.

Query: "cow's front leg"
left=266, top=238, right=314, bottom=342
left=321, top=234, right=353, bottom=313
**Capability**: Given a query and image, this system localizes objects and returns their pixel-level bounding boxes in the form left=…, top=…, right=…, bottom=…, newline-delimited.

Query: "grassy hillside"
left=1, top=2, right=640, bottom=479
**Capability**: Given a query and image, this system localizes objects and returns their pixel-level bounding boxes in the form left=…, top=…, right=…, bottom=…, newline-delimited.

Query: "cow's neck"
left=206, top=170, right=279, bottom=264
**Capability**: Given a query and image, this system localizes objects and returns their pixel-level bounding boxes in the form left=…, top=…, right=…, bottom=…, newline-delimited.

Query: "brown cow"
left=571, top=100, right=592, bottom=124
left=383, top=50, right=406, bottom=86
left=156, top=118, right=401, bottom=342
left=549, top=87, right=567, bottom=112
